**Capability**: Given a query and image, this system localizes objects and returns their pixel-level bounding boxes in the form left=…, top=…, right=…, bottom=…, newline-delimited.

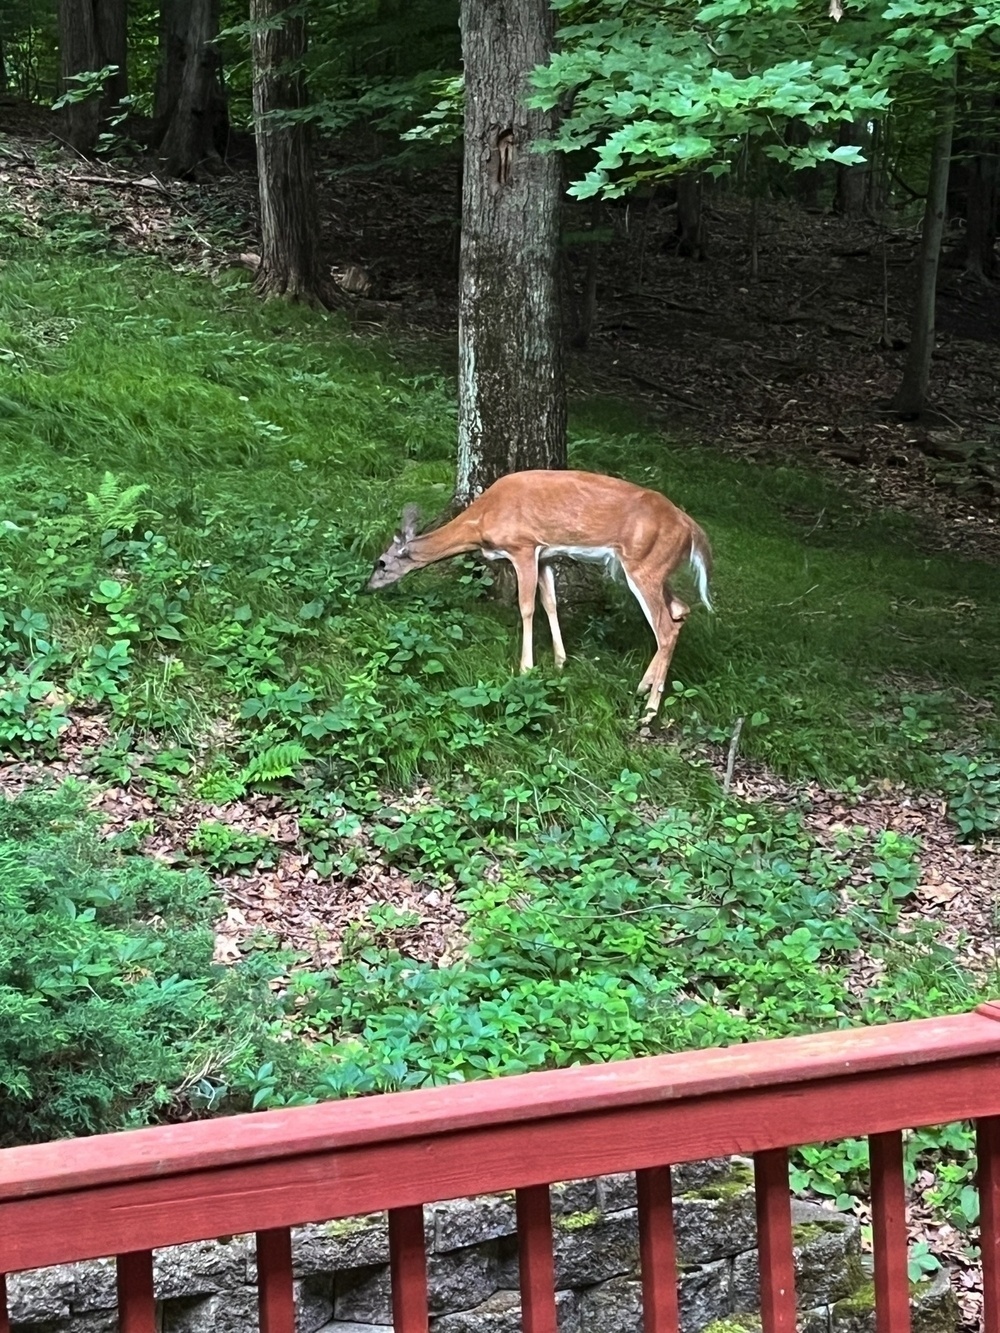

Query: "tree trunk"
left=455, top=0, right=566, bottom=507
left=249, top=0, right=331, bottom=305
left=834, top=119, right=869, bottom=217
left=153, top=0, right=228, bottom=177
left=675, top=173, right=706, bottom=259
left=963, top=139, right=999, bottom=278
left=96, top=0, right=127, bottom=111
left=152, top=0, right=188, bottom=143
left=57, top=0, right=127, bottom=153
left=892, top=67, right=958, bottom=418
left=0, top=33, right=8, bottom=94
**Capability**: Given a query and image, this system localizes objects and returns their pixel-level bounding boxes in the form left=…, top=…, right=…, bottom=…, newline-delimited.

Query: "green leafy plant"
left=188, top=821, right=278, bottom=875
left=941, top=752, right=1000, bottom=840
left=0, top=784, right=304, bottom=1145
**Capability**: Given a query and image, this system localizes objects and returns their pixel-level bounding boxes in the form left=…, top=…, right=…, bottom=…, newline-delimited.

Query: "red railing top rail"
left=4, top=1003, right=1000, bottom=1204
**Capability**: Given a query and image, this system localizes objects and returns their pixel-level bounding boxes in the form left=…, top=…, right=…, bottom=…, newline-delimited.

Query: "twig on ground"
left=723, top=716, right=744, bottom=795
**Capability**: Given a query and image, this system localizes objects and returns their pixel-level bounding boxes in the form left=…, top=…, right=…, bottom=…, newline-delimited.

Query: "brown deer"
left=366, top=470, right=712, bottom=723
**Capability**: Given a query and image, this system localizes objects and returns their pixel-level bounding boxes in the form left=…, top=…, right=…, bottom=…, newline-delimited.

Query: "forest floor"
left=3, top=103, right=1000, bottom=1325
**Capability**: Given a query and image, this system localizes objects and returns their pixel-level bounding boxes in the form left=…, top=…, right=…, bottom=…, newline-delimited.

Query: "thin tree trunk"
left=892, top=65, right=958, bottom=417
left=964, top=139, right=999, bottom=278
left=154, top=0, right=227, bottom=176
left=570, top=196, right=601, bottom=348
left=455, top=0, right=566, bottom=507
left=250, top=0, right=331, bottom=305
left=834, top=119, right=869, bottom=217
left=675, top=173, right=706, bottom=259
left=0, top=34, right=8, bottom=94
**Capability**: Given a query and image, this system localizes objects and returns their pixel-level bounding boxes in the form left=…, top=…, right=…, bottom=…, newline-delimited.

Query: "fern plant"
left=240, top=741, right=312, bottom=786
left=84, top=471, right=151, bottom=536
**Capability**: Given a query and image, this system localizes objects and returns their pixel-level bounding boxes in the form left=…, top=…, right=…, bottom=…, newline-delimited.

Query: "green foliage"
left=940, top=751, right=1000, bottom=839
left=530, top=0, right=999, bottom=197
left=270, top=768, right=986, bottom=1101
left=188, top=821, right=278, bottom=875
left=0, top=784, right=303, bottom=1145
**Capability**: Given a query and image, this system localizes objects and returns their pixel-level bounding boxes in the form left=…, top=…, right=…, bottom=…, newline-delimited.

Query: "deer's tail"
left=688, top=523, right=714, bottom=612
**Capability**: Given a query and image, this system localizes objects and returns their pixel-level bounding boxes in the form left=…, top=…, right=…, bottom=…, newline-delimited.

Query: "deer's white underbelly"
left=481, top=544, right=623, bottom=580
left=539, top=544, right=621, bottom=575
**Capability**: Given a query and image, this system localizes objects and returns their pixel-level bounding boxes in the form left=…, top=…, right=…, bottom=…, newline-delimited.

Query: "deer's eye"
left=378, top=557, right=387, bottom=568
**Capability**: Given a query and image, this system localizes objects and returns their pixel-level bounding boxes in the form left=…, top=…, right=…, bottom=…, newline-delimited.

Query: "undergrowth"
left=0, top=783, right=300, bottom=1145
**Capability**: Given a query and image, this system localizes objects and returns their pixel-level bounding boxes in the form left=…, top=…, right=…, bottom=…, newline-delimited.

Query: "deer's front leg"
left=510, top=552, right=540, bottom=673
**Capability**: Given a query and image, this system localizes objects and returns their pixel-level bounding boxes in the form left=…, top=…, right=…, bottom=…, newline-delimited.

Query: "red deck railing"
left=4, top=1003, right=1000, bottom=1333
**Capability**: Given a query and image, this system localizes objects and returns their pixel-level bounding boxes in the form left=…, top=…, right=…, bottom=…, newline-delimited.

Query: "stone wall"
left=6, top=1159, right=957, bottom=1333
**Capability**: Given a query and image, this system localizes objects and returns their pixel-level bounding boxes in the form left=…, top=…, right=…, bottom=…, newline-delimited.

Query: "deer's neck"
left=409, top=514, right=481, bottom=567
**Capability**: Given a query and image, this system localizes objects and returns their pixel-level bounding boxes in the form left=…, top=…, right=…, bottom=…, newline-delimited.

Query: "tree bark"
left=675, top=173, right=706, bottom=259
left=57, top=0, right=127, bottom=153
left=833, top=119, right=869, bottom=217
left=963, top=138, right=999, bottom=278
left=455, top=0, right=566, bottom=507
left=152, top=0, right=228, bottom=177
left=250, top=0, right=331, bottom=305
left=892, top=66, right=958, bottom=418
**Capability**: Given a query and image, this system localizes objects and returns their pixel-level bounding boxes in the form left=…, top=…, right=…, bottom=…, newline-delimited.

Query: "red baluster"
left=870, top=1130, right=911, bottom=1333
left=389, top=1205, right=429, bottom=1333
left=0, top=1272, right=9, bottom=1333
left=256, top=1227, right=295, bottom=1333
left=117, top=1250, right=156, bottom=1333
left=516, top=1185, right=558, bottom=1333
left=754, top=1149, right=796, bottom=1333
left=637, top=1166, right=679, bottom=1333
left=979, top=1117, right=1000, bottom=1333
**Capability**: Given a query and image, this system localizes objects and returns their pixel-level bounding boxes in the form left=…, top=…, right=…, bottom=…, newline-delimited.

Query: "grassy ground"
left=2, top=241, right=998, bottom=789
left=1, top=223, right=998, bottom=1189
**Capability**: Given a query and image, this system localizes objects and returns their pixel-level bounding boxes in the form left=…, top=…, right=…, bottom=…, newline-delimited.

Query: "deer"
left=366, top=469, right=712, bottom=724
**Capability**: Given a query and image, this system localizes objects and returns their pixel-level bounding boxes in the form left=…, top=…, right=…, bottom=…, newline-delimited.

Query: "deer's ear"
left=400, top=503, right=420, bottom=542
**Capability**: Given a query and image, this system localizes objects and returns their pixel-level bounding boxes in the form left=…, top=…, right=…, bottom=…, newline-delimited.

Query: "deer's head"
left=365, top=504, right=421, bottom=591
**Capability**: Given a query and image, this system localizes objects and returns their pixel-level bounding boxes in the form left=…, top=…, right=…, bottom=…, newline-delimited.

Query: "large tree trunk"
left=152, top=0, right=227, bottom=177
left=57, top=0, right=127, bottom=153
left=455, top=0, right=566, bottom=507
left=892, top=67, right=958, bottom=418
left=249, top=0, right=331, bottom=305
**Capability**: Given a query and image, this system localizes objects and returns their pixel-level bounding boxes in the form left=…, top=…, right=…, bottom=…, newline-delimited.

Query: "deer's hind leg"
left=621, top=564, right=689, bottom=723
left=537, top=564, right=567, bottom=669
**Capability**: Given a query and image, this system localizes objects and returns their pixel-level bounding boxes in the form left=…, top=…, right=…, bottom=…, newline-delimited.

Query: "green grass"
left=1, top=239, right=997, bottom=792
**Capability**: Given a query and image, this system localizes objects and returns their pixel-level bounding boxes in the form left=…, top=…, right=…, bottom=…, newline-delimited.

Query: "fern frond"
left=84, top=472, right=151, bottom=533
left=240, top=742, right=311, bottom=785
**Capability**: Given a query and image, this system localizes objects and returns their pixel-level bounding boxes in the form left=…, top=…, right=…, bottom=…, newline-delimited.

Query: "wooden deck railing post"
left=637, top=1165, right=679, bottom=1333
left=256, top=1227, right=295, bottom=1333
left=388, top=1204, right=429, bottom=1333
left=754, top=1149, right=796, bottom=1333
left=0, top=1272, right=9, bottom=1333
left=516, top=1184, right=558, bottom=1333
left=116, top=1249, right=156, bottom=1333
left=979, top=1116, right=1000, bottom=1333
left=870, top=1129, right=911, bottom=1333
